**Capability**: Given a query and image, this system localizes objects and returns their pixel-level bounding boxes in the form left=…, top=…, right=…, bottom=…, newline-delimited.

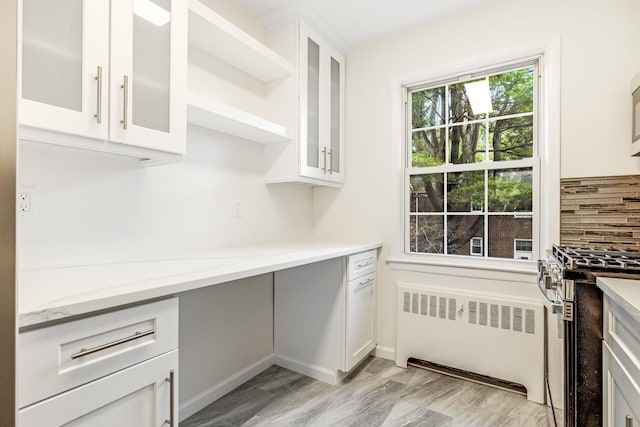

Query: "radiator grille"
left=501, top=305, right=511, bottom=330
left=401, top=292, right=536, bottom=335
left=469, top=301, right=477, bottom=324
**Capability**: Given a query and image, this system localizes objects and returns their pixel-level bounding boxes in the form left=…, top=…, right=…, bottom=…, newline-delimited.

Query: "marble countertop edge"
left=19, top=241, right=382, bottom=328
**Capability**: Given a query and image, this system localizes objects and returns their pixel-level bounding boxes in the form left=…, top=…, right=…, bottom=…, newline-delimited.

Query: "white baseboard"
left=273, top=354, right=339, bottom=385
left=179, top=354, right=275, bottom=422
left=373, top=345, right=395, bottom=361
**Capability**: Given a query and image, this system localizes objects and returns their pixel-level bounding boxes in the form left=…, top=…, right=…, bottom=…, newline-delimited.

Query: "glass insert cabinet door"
left=299, top=22, right=344, bottom=183
left=110, top=0, right=186, bottom=154
left=20, top=0, right=109, bottom=140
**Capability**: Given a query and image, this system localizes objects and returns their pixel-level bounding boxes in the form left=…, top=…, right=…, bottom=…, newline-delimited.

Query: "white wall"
left=17, top=2, right=312, bottom=269
left=312, top=0, right=640, bottom=355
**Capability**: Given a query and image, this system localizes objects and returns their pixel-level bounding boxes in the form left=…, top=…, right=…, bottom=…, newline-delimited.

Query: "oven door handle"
left=537, top=273, right=564, bottom=315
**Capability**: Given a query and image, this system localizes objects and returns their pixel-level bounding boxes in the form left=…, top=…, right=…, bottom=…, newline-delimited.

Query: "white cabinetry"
left=19, top=0, right=187, bottom=162
left=274, top=250, right=376, bottom=383
left=345, top=250, right=377, bottom=371
left=19, top=350, right=178, bottom=427
left=18, top=298, right=179, bottom=426
left=186, top=0, right=292, bottom=144
left=602, top=294, right=640, bottom=426
left=265, top=21, right=345, bottom=187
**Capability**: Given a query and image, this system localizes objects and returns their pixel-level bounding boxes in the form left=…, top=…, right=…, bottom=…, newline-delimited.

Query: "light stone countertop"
left=19, top=240, right=382, bottom=328
left=597, top=276, right=640, bottom=323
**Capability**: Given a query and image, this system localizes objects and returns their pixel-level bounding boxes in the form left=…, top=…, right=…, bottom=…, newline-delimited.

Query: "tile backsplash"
left=561, top=175, right=640, bottom=252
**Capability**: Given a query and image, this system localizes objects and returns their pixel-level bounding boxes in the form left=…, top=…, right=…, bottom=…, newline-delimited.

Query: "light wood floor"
left=181, top=356, right=559, bottom=427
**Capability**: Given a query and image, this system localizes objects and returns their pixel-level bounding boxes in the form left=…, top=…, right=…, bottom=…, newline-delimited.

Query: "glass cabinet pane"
left=306, top=38, right=320, bottom=168
left=132, top=0, right=171, bottom=132
left=330, top=57, right=340, bottom=173
left=22, top=0, right=83, bottom=111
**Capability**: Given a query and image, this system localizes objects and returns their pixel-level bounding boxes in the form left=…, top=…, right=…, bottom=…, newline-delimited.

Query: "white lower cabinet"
left=18, top=298, right=180, bottom=426
left=274, top=250, right=377, bottom=383
left=345, top=272, right=376, bottom=372
left=602, top=294, right=640, bottom=427
left=603, top=343, right=640, bottom=427
left=19, top=349, right=178, bottom=427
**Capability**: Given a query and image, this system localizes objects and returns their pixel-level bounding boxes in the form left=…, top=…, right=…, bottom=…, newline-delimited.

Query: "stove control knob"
left=543, top=274, right=558, bottom=290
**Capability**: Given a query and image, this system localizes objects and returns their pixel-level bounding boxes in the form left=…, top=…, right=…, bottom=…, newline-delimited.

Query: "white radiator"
left=396, top=283, right=544, bottom=404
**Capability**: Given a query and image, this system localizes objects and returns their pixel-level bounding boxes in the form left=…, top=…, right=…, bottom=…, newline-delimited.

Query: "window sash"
left=404, top=60, right=539, bottom=260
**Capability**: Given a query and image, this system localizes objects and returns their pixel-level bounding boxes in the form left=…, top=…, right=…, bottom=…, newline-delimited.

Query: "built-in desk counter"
left=18, top=240, right=382, bottom=423
left=19, top=240, right=381, bottom=328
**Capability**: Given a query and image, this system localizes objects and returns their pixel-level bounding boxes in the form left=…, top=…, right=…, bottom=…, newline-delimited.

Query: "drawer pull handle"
left=165, top=369, right=175, bottom=426
left=357, top=278, right=374, bottom=289
left=627, top=416, right=634, bottom=427
left=71, top=329, right=155, bottom=360
left=356, top=259, right=372, bottom=268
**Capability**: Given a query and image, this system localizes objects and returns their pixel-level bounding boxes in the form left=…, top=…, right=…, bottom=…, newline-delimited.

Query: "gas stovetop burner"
left=551, top=244, right=640, bottom=272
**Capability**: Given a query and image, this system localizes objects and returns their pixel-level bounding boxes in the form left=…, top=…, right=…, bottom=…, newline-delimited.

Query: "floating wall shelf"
left=187, top=93, right=290, bottom=144
left=188, top=0, right=294, bottom=83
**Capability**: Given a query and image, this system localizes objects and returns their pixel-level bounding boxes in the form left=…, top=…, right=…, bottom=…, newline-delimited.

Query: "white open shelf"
left=188, top=0, right=294, bottom=83
left=187, top=93, right=290, bottom=144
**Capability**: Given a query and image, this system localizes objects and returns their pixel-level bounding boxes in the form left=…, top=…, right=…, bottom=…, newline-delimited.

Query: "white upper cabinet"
left=19, top=0, right=187, bottom=161
left=265, top=21, right=345, bottom=187
left=299, top=23, right=345, bottom=184
left=20, top=0, right=109, bottom=141
left=110, top=0, right=187, bottom=154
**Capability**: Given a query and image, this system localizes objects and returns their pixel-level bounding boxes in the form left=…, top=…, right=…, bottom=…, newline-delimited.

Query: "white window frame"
left=404, top=60, right=539, bottom=261
left=387, top=40, right=561, bottom=276
left=514, top=238, right=533, bottom=260
left=470, top=237, right=483, bottom=256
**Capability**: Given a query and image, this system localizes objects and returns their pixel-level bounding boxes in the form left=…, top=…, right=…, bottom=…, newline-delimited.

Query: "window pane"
left=410, top=174, right=444, bottom=213
left=409, top=215, right=444, bottom=254
left=447, top=171, right=484, bottom=212
left=412, top=129, right=445, bottom=167
left=488, top=168, right=532, bottom=212
left=412, top=87, right=445, bottom=128
left=488, top=216, right=532, bottom=259
left=449, top=123, right=486, bottom=164
left=515, top=240, right=533, bottom=251
left=447, top=215, right=484, bottom=256
left=449, top=82, right=485, bottom=123
left=489, top=116, right=533, bottom=161
left=489, top=67, right=534, bottom=117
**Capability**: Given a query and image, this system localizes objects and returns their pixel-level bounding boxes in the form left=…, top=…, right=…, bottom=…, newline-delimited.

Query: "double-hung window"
left=406, top=60, right=539, bottom=260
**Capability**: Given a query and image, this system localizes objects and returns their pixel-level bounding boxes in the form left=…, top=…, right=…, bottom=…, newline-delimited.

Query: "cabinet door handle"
left=356, top=277, right=374, bottom=290
left=627, top=416, right=634, bottom=427
left=70, top=329, right=155, bottom=360
left=94, top=65, right=102, bottom=124
left=327, top=149, right=332, bottom=174
left=165, top=370, right=175, bottom=426
left=121, top=75, right=129, bottom=130
left=321, top=147, right=327, bottom=172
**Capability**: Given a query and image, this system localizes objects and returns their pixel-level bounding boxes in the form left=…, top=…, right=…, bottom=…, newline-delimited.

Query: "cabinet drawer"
left=604, top=296, right=640, bottom=383
left=347, top=250, right=376, bottom=280
left=19, top=298, right=178, bottom=408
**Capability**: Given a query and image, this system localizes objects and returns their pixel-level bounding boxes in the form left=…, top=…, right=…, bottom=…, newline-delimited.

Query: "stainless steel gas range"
left=538, top=245, right=640, bottom=427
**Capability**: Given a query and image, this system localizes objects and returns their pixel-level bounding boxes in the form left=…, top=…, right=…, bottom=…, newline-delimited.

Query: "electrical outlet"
left=17, top=191, right=31, bottom=213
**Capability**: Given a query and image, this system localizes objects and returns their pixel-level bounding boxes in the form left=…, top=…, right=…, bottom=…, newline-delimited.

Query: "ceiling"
left=239, top=0, right=491, bottom=51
